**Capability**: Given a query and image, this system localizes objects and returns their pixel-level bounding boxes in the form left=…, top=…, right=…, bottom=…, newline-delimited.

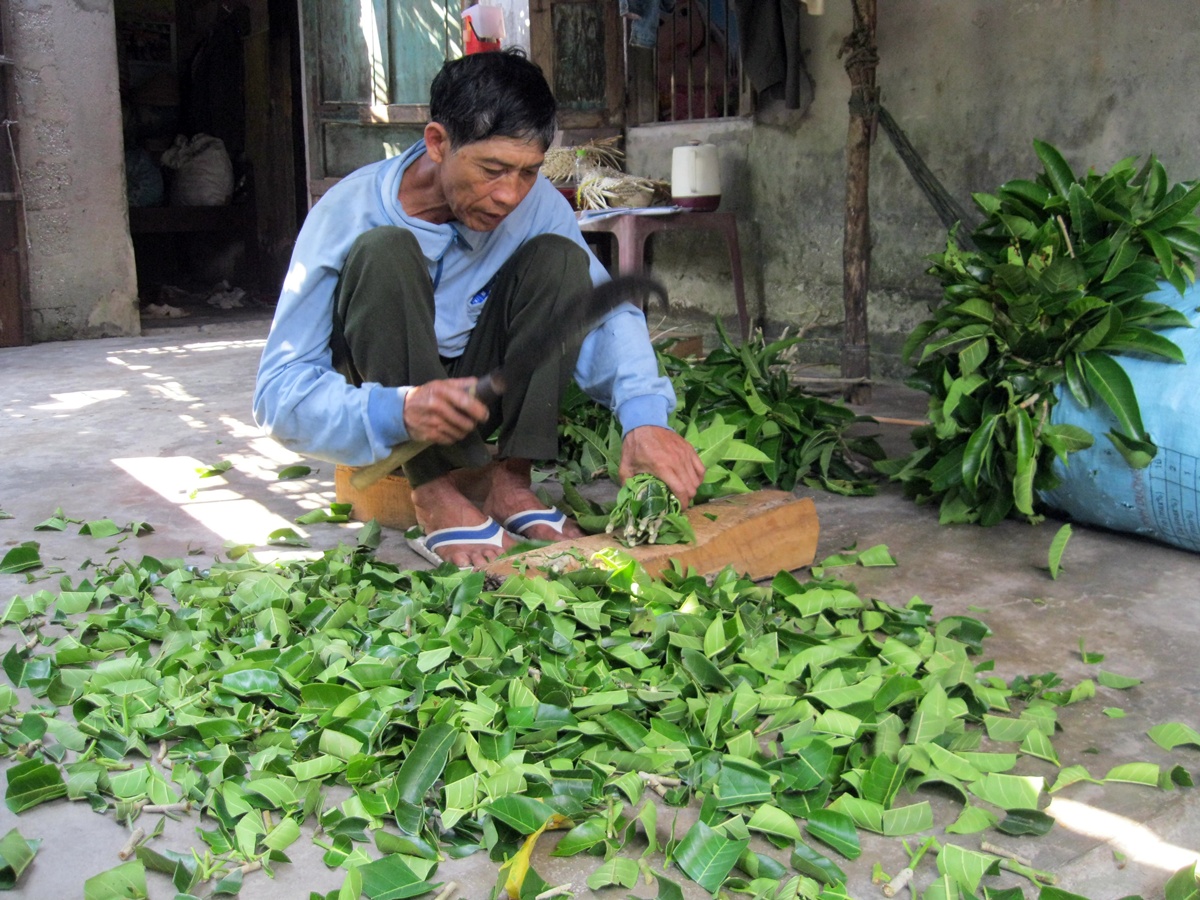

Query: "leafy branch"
left=880, top=140, right=1200, bottom=525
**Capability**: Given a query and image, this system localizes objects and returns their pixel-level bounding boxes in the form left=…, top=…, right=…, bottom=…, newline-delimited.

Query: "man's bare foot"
left=481, top=458, right=586, bottom=543
left=411, top=474, right=517, bottom=567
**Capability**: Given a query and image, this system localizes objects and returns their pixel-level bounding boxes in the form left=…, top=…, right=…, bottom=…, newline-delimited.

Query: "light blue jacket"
left=253, top=140, right=675, bottom=467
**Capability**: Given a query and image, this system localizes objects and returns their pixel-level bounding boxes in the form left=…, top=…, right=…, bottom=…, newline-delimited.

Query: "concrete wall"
left=10, top=0, right=139, bottom=341
left=628, top=0, right=1200, bottom=375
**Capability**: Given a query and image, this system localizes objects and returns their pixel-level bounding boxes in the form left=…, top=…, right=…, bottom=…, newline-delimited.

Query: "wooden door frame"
left=0, top=0, right=28, bottom=347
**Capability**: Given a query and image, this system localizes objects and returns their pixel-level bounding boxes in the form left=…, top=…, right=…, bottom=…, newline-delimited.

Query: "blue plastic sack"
left=1042, top=279, right=1200, bottom=552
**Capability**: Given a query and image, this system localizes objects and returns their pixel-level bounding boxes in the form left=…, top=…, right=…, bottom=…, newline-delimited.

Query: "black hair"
left=429, top=49, right=557, bottom=151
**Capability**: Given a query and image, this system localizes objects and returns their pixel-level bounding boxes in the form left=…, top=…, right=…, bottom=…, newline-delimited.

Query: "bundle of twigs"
left=540, top=136, right=669, bottom=210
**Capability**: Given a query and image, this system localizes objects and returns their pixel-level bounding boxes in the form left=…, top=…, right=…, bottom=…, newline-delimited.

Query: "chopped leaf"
left=1048, top=524, right=1072, bottom=579
left=83, top=861, right=147, bottom=900
left=78, top=519, right=123, bottom=538
left=1098, top=670, right=1142, bottom=690
left=267, top=528, right=309, bottom=547
left=995, top=808, right=1055, bottom=837
left=1149, top=722, right=1200, bottom=751
left=0, top=828, right=39, bottom=888
left=0, top=544, right=41, bottom=575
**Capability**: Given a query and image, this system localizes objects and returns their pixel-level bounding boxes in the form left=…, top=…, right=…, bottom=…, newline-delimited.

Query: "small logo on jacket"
left=468, top=287, right=490, bottom=322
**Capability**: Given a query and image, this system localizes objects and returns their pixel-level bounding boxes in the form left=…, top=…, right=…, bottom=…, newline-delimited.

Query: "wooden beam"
left=485, top=490, right=820, bottom=582
left=839, top=0, right=878, bottom=405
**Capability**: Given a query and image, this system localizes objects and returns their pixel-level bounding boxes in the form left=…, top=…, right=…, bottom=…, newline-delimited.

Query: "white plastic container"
left=671, top=141, right=721, bottom=212
left=462, top=4, right=506, bottom=41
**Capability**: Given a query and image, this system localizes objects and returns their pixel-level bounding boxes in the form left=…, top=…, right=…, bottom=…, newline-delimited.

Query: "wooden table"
left=579, top=209, right=749, bottom=340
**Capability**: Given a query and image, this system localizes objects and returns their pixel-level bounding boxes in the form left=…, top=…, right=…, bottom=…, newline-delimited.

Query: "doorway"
left=115, top=0, right=305, bottom=327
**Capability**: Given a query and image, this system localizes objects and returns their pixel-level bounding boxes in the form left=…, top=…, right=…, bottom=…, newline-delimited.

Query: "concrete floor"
left=1, top=317, right=1198, bottom=899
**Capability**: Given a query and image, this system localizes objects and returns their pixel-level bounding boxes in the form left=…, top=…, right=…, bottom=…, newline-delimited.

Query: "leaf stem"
left=980, top=840, right=1032, bottom=867
left=119, top=827, right=146, bottom=860
left=881, top=867, right=913, bottom=897
left=1000, top=858, right=1058, bottom=886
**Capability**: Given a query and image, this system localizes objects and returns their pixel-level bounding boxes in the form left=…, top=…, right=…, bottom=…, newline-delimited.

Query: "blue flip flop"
left=407, top=516, right=505, bottom=567
left=503, top=508, right=569, bottom=538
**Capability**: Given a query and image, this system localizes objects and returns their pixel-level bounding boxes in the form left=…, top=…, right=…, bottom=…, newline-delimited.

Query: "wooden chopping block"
left=485, top=490, right=819, bottom=581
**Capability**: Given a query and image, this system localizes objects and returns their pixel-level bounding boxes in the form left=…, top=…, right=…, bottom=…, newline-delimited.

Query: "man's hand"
left=403, top=378, right=490, bottom=445
left=619, top=425, right=706, bottom=508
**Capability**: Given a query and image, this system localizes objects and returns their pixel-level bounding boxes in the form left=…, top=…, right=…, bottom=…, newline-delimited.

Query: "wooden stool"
left=334, top=464, right=416, bottom=529
left=579, top=210, right=749, bottom=340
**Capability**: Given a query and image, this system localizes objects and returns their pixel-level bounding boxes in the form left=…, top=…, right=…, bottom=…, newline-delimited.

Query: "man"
left=253, top=49, right=704, bottom=567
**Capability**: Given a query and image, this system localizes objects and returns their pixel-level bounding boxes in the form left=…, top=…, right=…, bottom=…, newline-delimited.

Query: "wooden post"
left=839, top=0, right=878, bottom=404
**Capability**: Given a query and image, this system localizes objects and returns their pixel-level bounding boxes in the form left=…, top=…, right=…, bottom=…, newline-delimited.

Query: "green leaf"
left=881, top=802, right=933, bottom=837
left=938, top=844, right=1000, bottom=894
left=673, top=821, right=750, bottom=893
left=1164, top=862, right=1199, bottom=900
left=967, top=773, right=1043, bottom=811
left=357, top=855, right=435, bottom=900
left=1103, top=327, right=1185, bottom=362
left=962, top=415, right=1000, bottom=492
left=196, top=460, right=233, bottom=478
left=1104, top=762, right=1159, bottom=786
left=1012, top=407, right=1035, bottom=515
left=267, top=528, right=310, bottom=547
left=1047, top=524, right=1072, bottom=580
left=278, top=465, right=313, bottom=480
left=84, top=861, right=148, bottom=900
left=79, top=519, right=123, bottom=538
left=1034, top=139, right=1077, bottom=199
left=5, top=759, right=67, bottom=813
left=0, top=828, right=40, bottom=889
left=1148, top=722, right=1200, bottom=751
left=551, top=817, right=608, bottom=857
left=1106, top=430, right=1157, bottom=469
left=746, top=804, right=802, bottom=843
left=945, top=805, right=998, bottom=835
left=1019, top=729, right=1060, bottom=766
left=1097, top=670, right=1142, bottom=690
left=995, top=808, right=1055, bottom=837
left=0, top=544, right=42, bottom=575
left=394, top=723, right=456, bottom=805
left=788, top=839, right=846, bottom=886
left=485, top=795, right=555, bottom=835
left=804, top=808, right=860, bottom=860
left=586, top=857, right=640, bottom=890
left=1079, top=351, right=1145, bottom=440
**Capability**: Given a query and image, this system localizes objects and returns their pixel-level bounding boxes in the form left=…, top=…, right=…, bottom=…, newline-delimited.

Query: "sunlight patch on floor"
left=111, top=455, right=303, bottom=546
left=1049, top=797, right=1200, bottom=873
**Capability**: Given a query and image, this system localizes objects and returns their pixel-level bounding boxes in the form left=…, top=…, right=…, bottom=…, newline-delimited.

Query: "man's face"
left=435, top=133, right=546, bottom=232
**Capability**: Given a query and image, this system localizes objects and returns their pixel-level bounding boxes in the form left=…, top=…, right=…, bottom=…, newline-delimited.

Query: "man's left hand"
left=618, top=425, right=706, bottom=509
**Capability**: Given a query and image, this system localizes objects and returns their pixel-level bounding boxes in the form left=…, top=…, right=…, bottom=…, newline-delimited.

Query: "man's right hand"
left=403, top=378, right=490, bottom=445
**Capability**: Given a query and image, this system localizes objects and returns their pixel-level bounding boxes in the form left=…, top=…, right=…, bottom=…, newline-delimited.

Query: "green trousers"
left=331, top=227, right=593, bottom=487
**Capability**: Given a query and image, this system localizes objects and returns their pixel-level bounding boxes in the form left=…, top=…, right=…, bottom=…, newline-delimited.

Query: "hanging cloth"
left=620, top=0, right=677, bottom=50
left=733, top=0, right=813, bottom=111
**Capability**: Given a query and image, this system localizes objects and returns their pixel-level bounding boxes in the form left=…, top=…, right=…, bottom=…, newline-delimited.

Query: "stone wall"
left=627, top=0, right=1200, bottom=375
left=10, top=0, right=138, bottom=341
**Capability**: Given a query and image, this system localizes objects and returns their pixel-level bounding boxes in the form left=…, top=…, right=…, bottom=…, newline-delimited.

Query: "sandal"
left=407, top=516, right=506, bottom=567
left=502, top=508, right=569, bottom=539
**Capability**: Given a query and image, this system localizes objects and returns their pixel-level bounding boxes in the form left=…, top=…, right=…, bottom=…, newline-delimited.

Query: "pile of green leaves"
left=880, top=141, right=1200, bottom=525
left=558, top=324, right=885, bottom=503
left=1, top=532, right=1198, bottom=899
